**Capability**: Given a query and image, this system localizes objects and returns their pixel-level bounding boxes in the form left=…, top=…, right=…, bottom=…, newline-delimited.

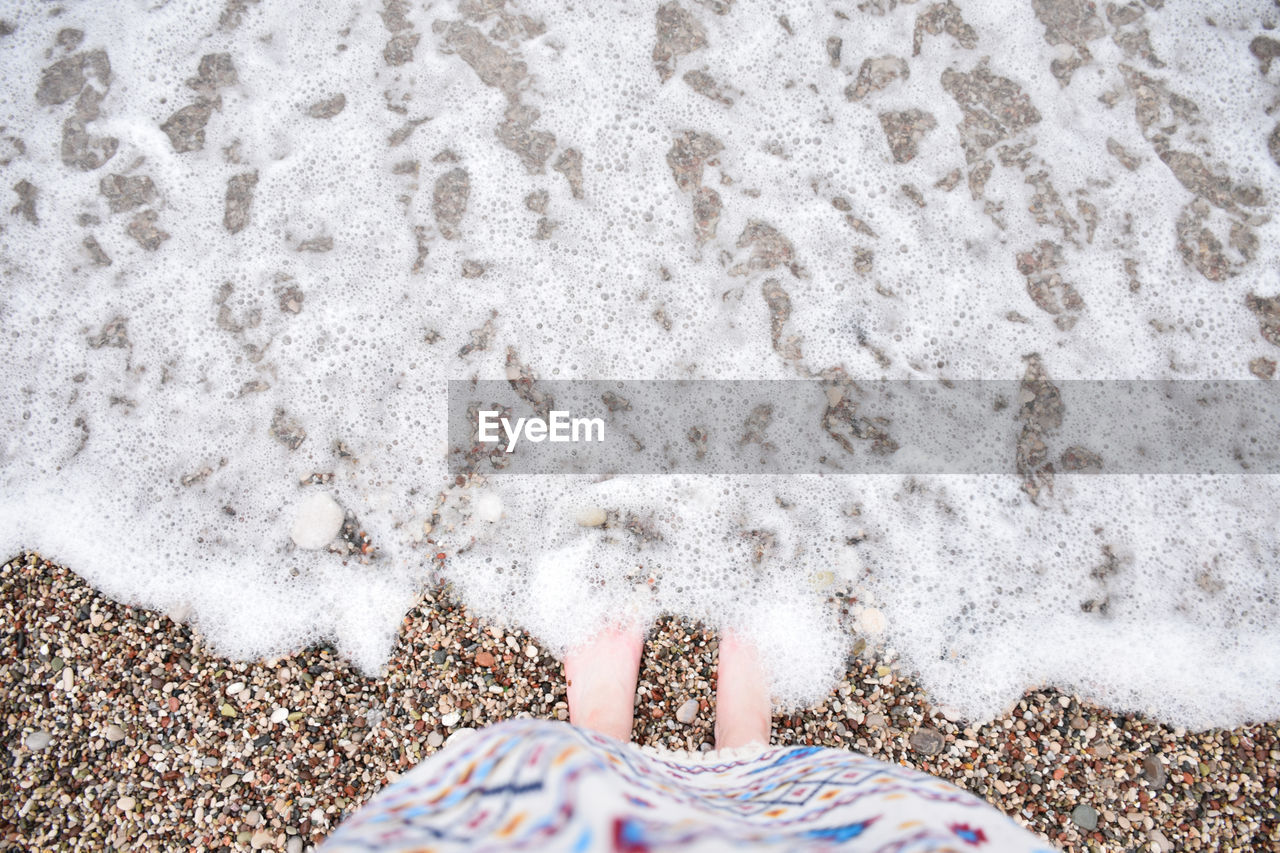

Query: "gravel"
left=2, top=553, right=1278, bottom=852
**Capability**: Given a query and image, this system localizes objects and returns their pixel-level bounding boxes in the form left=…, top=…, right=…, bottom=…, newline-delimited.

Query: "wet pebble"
left=909, top=727, right=945, bottom=756
left=1071, top=803, right=1099, bottom=830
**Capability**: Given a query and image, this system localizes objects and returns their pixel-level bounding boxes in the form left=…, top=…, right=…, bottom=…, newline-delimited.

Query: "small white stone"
left=675, top=699, right=699, bottom=725
left=250, top=829, right=275, bottom=849
left=290, top=491, right=345, bottom=550
left=227, top=682, right=245, bottom=696
left=427, top=731, right=444, bottom=748
left=166, top=602, right=192, bottom=625
left=104, top=724, right=126, bottom=742
left=446, top=727, right=476, bottom=747
left=936, top=705, right=962, bottom=722
left=473, top=491, right=503, bottom=523
left=575, top=506, right=607, bottom=527
left=506, top=635, right=520, bottom=650
left=89, top=612, right=104, bottom=627
left=524, top=644, right=538, bottom=658
left=287, top=837, right=304, bottom=853
left=856, top=607, right=887, bottom=636
left=25, top=731, right=52, bottom=751
left=271, top=707, right=290, bottom=724
left=116, top=795, right=135, bottom=812
left=440, top=711, right=461, bottom=727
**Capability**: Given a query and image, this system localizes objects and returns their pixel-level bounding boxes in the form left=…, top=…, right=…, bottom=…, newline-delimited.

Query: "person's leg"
left=714, top=631, right=772, bottom=749
left=564, top=622, right=645, bottom=741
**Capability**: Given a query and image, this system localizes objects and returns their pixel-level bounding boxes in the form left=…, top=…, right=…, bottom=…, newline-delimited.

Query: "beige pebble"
left=525, top=643, right=538, bottom=658
left=104, top=724, right=126, bottom=742
left=575, top=506, right=607, bottom=527
left=446, top=727, right=477, bottom=747
left=271, top=707, right=290, bottom=724
left=116, top=796, right=135, bottom=812
left=857, top=607, right=887, bottom=636
left=290, top=491, right=345, bottom=549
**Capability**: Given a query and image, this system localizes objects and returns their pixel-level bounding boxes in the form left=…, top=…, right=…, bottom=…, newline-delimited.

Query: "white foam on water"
left=1, top=0, right=1278, bottom=728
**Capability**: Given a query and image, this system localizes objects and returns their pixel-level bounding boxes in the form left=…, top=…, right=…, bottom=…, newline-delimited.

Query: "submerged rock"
left=126, top=210, right=170, bottom=251
left=913, top=1, right=977, bottom=57
left=224, top=171, right=258, bottom=234
left=1246, top=293, right=1280, bottom=348
left=99, top=173, right=156, bottom=213
left=306, top=93, right=346, bottom=119
left=495, top=104, right=555, bottom=173
left=878, top=109, right=936, bottom=163
left=683, top=69, right=734, bottom=105
left=845, top=56, right=909, bottom=102
left=161, top=100, right=216, bottom=154
left=432, top=168, right=470, bottom=239
left=553, top=148, right=584, bottom=199
left=653, top=2, right=707, bottom=83
left=10, top=180, right=37, bottom=224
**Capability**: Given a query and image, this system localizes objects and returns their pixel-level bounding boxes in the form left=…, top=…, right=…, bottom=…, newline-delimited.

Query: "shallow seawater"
left=1, top=0, right=1279, bottom=728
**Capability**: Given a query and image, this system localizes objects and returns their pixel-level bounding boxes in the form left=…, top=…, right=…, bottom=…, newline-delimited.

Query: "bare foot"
left=564, top=622, right=645, bottom=741
left=714, top=631, right=772, bottom=750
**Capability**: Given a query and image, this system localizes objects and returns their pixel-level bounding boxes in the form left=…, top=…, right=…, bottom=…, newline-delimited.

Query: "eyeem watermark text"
left=478, top=410, right=606, bottom=452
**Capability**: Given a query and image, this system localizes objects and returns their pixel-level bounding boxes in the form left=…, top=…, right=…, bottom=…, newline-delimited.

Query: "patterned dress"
left=322, top=719, right=1058, bottom=852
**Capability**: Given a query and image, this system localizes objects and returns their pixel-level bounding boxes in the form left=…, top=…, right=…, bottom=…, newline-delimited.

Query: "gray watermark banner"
left=446, top=380, right=1280, bottom=476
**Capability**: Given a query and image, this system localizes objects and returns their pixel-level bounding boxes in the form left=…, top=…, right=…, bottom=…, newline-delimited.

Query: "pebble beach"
left=5, top=0, right=1280, bottom=849
left=4, top=553, right=1277, bottom=852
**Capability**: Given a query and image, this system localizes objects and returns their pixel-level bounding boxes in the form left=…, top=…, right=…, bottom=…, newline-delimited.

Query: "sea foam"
left=1, top=0, right=1278, bottom=728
